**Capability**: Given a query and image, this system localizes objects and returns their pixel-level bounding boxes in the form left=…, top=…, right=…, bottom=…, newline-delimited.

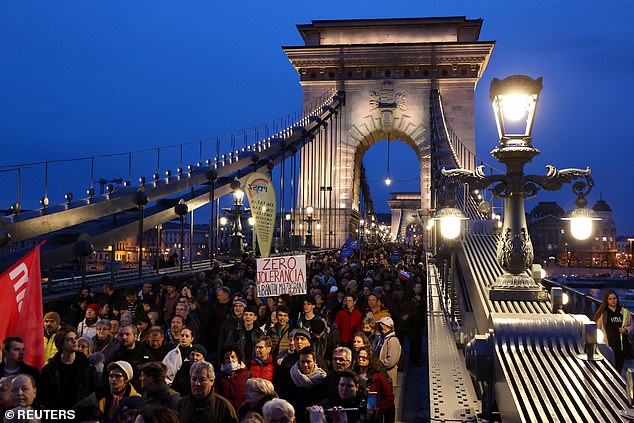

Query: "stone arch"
left=351, top=126, right=428, bottom=219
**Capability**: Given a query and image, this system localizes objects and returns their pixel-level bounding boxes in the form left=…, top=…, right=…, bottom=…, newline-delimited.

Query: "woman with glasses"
left=354, top=346, right=395, bottom=423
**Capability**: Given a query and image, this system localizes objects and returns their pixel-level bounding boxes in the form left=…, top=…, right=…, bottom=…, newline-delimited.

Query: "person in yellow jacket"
left=77, top=360, right=140, bottom=423
left=43, top=312, right=60, bottom=363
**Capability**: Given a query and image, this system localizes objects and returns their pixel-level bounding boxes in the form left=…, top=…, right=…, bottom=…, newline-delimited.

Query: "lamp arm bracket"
left=441, top=166, right=506, bottom=192
left=524, top=166, right=593, bottom=193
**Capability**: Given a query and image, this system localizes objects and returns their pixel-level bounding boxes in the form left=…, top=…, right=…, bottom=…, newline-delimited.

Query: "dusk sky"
left=2, top=1, right=633, bottom=234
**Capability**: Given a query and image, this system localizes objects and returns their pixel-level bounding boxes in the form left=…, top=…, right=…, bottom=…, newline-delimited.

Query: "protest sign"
left=256, top=254, right=306, bottom=297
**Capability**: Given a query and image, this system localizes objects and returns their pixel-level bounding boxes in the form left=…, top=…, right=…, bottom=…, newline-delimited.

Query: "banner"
left=0, top=243, right=45, bottom=369
left=245, top=172, right=277, bottom=258
left=256, top=254, right=306, bottom=297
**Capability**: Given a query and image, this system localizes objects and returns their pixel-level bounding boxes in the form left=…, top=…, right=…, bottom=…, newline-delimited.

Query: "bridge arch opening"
left=354, top=130, right=424, bottom=241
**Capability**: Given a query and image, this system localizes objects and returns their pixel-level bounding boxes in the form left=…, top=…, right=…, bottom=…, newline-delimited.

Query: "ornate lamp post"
left=219, top=216, right=229, bottom=254
left=206, top=168, right=218, bottom=261
left=304, top=206, right=318, bottom=249
left=230, top=180, right=245, bottom=257
left=135, top=187, right=148, bottom=280
left=285, top=212, right=292, bottom=252
left=174, top=199, right=189, bottom=272
left=442, top=75, right=596, bottom=301
left=358, top=218, right=365, bottom=262
left=248, top=216, right=256, bottom=254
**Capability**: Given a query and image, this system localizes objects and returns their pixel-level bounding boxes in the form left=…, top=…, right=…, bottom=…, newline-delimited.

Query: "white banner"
left=256, top=254, right=307, bottom=297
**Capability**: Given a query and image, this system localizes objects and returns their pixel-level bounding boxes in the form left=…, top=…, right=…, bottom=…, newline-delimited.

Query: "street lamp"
left=304, top=206, right=318, bottom=249
left=248, top=216, right=256, bottom=253
left=441, top=75, right=595, bottom=301
left=174, top=199, right=188, bottom=272
left=434, top=207, right=468, bottom=240
left=135, top=187, right=148, bottom=280
left=219, top=216, right=229, bottom=254
left=230, top=180, right=245, bottom=257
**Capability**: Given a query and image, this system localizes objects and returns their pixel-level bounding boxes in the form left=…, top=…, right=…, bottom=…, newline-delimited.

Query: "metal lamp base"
left=489, top=287, right=548, bottom=301
left=489, top=273, right=547, bottom=301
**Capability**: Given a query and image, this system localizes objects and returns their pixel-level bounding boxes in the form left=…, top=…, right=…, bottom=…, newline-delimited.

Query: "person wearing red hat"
left=78, top=303, right=102, bottom=339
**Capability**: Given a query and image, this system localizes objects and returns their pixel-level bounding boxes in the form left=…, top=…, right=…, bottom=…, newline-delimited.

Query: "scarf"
left=220, top=361, right=246, bottom=374
left=108, top=391, right=125, bottom=423
left=289, top=361, right=326, bottom=388
left=375, top=330, right=393, bottom=356
left=253, top=357, right=269, bottom=366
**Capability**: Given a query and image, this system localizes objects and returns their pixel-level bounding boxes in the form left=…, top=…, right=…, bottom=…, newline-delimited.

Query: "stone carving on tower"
left=369, top=81, right=406, bottom=131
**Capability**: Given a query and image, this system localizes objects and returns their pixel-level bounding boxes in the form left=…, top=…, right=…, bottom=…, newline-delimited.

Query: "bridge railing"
left=1, top=89, right=336, bottom=218
left=541, top=277, right=601, bottom=318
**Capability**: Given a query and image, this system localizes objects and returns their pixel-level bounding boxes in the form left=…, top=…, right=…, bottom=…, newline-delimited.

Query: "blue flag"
left=339, top=235, right=355, bottom=261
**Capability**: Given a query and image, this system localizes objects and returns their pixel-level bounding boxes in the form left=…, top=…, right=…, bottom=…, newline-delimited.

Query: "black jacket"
left=143, top=383, right=181, bottom=409
left=39, top=352, right=99, bottom=409
left=177, top=392, right=238, bottom=423
left=224, top=323, right=264, bottom=362
left=106, top=341, right=151, bottom=389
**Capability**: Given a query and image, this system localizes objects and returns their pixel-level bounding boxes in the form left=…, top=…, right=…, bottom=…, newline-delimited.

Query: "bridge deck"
left=427, top=264, right=482, bottom=421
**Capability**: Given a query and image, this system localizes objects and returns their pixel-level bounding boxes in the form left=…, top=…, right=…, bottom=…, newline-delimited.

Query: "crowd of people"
left=0, top=243, right=428, bottom=423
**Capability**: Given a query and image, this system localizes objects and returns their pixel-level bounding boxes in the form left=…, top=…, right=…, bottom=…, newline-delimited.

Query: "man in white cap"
left=375, top=316, right=401, bottom=386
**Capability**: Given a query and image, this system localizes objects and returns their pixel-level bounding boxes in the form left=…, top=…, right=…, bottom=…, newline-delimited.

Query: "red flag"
left=0, top=243, right=45, bottom=369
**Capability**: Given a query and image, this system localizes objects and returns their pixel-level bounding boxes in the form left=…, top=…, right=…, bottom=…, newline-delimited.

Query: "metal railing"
left=1, top=89, right=336, bottom=218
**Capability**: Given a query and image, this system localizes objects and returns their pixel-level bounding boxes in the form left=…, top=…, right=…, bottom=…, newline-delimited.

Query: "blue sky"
left=1, top=1, right=633, bottom=234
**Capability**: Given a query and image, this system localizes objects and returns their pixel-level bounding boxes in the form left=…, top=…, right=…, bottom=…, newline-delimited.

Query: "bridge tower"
left=284, top=17, right=493, bottom=247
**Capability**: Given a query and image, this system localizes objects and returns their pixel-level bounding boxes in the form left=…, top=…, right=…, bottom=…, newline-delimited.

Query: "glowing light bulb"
left=570, top=217, right=593, bottom=240
left=440, top=216, right=461, bottom=240
left=384, top=177, right=392, bottom=186
left=501, top=94, right=529, bottom=121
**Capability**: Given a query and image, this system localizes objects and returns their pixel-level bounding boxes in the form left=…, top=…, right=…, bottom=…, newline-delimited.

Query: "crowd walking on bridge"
left=0, top=243, right=427, bottom=423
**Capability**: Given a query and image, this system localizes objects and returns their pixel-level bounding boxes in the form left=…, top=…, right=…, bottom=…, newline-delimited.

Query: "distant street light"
left=304, top=206, right=319, bottom=249
left=174, top=199, right=188, bottom=272
left=230, top=180, right=245, bottom=257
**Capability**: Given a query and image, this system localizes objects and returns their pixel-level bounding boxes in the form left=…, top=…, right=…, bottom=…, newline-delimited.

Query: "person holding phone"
left=354, top=347, right=395, bottom=423
left=317, top=370, right=380, bottom=423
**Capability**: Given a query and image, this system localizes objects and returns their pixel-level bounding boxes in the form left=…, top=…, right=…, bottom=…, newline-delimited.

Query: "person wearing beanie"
left=375, top=317, right=401, bottom=387
left=217, top=298, right=247, bottom=359
left=171, top=344, right=207, bottom=397
left=77, top=303, right=102, bottom=339
left=43, top=311, right=60, bottom=362
left=76, top=360, right=140, bottom=422
left=274, top=328, right=328, bottom=402
left=309, top=318, right=336, bottom=367
left=224, top=304, right=264, bottom=363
